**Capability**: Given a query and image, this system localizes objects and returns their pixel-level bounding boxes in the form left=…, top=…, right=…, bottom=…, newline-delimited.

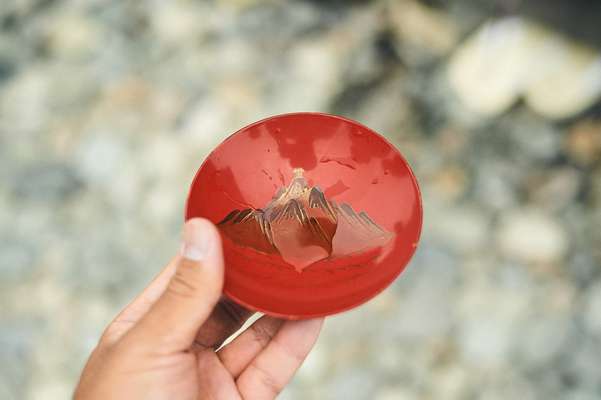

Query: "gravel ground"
left=1, top=1, right=601, bottom=399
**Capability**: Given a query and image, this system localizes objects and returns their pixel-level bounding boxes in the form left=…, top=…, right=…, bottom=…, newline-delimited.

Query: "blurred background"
left=2, top=0, right=601, bottom=399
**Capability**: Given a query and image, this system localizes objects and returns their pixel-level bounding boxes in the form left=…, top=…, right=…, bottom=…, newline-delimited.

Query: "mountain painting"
left=218, top=169, right=392, bottom=271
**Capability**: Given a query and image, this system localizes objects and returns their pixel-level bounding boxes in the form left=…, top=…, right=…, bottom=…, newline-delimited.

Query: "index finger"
left=101, top=256, right=253, bottom=349
left=100, top=256, right=179, bottom=345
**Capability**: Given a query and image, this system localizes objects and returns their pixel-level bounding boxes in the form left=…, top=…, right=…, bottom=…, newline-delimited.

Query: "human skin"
left=74, top=218, right=324, bottom=400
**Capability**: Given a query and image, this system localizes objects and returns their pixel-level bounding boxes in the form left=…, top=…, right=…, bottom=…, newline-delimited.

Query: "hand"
left=74, top=218, right=324, bottom=400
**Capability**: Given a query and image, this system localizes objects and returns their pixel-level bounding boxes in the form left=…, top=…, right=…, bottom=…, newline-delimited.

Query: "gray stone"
left=448, top=17, right=601, bottom=119
left=515, top=316, right=571, bottom=368
left=0, top=320, right=38, bottom=400
left=496, top=209, right=568, bottom=264
left=583, top=282, right=601, bottom=336
left=429, top=205, right=490, bottom=254
left=12, top=162, right=82, bottom=203
left=560, top=337, right=601, bottom=391
left=324, top=368, right=377, bottom=400
left=0, top=237, right=37, bottom=283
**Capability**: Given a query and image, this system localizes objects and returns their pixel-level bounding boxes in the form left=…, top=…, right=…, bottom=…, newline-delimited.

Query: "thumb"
left=123, top=218, right=224, bottom=353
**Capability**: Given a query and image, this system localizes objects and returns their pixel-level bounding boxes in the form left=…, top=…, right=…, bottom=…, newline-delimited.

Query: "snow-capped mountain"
left=219, top=169, right=392, bottom=270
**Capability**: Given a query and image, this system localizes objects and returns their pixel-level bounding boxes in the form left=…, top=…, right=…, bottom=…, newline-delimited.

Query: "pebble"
left=0, top=238, right=36, bottom=284
left=583, top=282, right=601, bottom=336
left=324, top=368, right=377, bottom=400
left=0, top=67, right=51, bottom=134
left=75, top=135, right=128, bottom=185
left=27, top=380, right=73, bottom=400
left=564, top=390, right=601, bottom=400
left=561, top=337, right=601, bottom=391
left=564, top=119, right=601, bottom=166
left=530, top=167, right=581, bottom=211
left=429, top=164, right=468, bottom=201
left=272, top=38, right=341, bottom=113
left=430, top=206, right=489, bottom=254
left=507, top=114, right=561, bottom=162
left=473, top=161, right=519, bottom=211
left=516, top=316, right=570, bottom=368
left=447, top=17, right=534, bottom=116
left=525, top=45, right=601, bottom=119
left=0, top=321, right=38, bottom=400
left=458, top=310, right=514, bottom=367
left=150, top=2, right=210, bottom=44
left=46, top=12, right=103, bottom=59
left=388, top=0, right=459, bottom=61
left=12, top=162, right=82, bottom=203
left=448, top=17, right=601, bottom=119
left=496, top=209, right=568, bottom=264
left=375, top=386, right=415, bottom=400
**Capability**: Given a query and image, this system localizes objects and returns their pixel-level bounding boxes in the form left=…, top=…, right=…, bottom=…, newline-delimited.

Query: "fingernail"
left=180, top=219, right=213, bottom=261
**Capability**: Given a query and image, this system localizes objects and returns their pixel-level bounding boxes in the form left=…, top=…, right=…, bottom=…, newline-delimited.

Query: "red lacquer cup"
left=186, top=112, right=422, bottom=319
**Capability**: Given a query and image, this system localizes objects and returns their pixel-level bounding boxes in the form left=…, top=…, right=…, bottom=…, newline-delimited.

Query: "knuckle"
left=98, top=330, right=116, bottom=348
left=98, top=324, right=123, bottom=349
left=98, top=319, right=129, bottom=347
left=87, top=339, right=112, bottom=362
left=166, top=261, right=202, bottom=299
left=272, top=336, right=305, bottom=363
left=246, top=363, right=282, bottom=397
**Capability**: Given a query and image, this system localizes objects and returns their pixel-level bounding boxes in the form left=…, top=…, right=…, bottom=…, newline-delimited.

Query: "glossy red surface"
left=186, top=112, right=422, bottom=319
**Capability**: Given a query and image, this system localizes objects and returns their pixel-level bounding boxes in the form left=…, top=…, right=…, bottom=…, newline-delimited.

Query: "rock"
left=476, top=376, right=537, bottom=400
left=0, top=67, right=50, bottom=134
left=12, top=162, right=82, bottom=203
left=430, top=205, right=490, bottom=254
left=0, top=237, right=36, bottom=284
left=430, top=365, right=470, bottom=400
left=325, top=368, right=377, bottom=400
left=473, top=161, right=519, bottom=211
left=269, top=38, right=341, bottom=113
left=566, top=252, right=598, bottom=288
left=75, top=135, right=128, bottom=185
left=447, top=17, right=537, bottom=117
left=515, top=316, right=570, bottom=368
left=46, top=13, right=103, bottom=59
left=496, top=209, right=568, bottom=264
left=448, top=17, right=601, bottom=119
left=339, top=72, right=410, bottom=137
left=0, top=56, right=15, bottom=84
left=236, top=2, right=323, bottom=45
left=388, top=0, right=459, bottom=62
left=429, top=164, right=468, bottom=201
left=457, top=264, right=533, bottom=367
left=27, top=380, right=73, bottom=400
left=150, top=2, right=210, bottom=44
left=583, top=282, right=601, bottom=336
left=529, top=167, right=581, bottom=211
left=525, top=46, right=601, bottom=119
left=564, top=119, right=601, bottom=166
left=375, top=386, right=416, bottom=400
left=143, top=182, right=181, bottom=222
left=0, top=320, right=37, bottom=400
left=507, top=114, right=561, bottom=162
left=458, top=315, right=514, bottom=367
left=563, top=390, right=601, bottom=400
left=382, top=244, right=458, bottom=341
left=560, top=336, right=601, bottom=391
